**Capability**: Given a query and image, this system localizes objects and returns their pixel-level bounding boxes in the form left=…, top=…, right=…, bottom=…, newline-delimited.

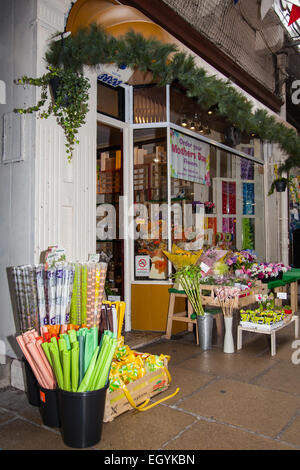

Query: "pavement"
left=1, top=317, right=300, bottom=451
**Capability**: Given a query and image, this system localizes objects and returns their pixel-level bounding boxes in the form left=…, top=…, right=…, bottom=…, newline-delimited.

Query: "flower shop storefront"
left=96, top=79, right=268, bottom=332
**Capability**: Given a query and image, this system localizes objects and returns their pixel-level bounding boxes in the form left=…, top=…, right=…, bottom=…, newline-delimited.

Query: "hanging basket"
left=274, top=180, right=287, bottom=193
left=49, top=77, right=71, bottom=107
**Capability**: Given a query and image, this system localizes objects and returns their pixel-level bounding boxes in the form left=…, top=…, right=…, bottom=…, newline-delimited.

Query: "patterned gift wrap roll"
left=93, top=264, right=101, bottom=327
left=55, top=264, right=63, bottom=325
left=28, top=266, right=39, bottom=331
left=36, top=265, right=47, bottom=326
left=81, top=264, right=88, bottom=325
left=86, top=265, right=96, bottom=328
left=12, top=267, right=26, bottom=332
left=70, top=264, right=81, bottom=325
left=65, top=264, right=75, bottom=324
left=46, top=268, right=56, bottom=325
left=96, top=262, right=108, bottom=328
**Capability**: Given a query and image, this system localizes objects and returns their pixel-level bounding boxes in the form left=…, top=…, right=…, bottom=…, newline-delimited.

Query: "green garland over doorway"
left=17, top=24, right=300, bottom=173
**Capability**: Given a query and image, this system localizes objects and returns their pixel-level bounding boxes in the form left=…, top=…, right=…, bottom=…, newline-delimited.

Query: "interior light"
left=190, top=122, right=195, bottom=130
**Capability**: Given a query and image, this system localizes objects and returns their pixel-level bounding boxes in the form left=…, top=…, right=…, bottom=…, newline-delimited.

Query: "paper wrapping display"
left=11, top=264, right=75, bottom=332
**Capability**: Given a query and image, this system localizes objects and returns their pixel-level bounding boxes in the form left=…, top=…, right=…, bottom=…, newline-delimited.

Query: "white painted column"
left=34, top=0, right=97, bottom=263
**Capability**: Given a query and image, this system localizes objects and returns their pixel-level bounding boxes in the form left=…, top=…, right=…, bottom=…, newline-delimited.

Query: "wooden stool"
left=165, top=289, right=223, bottom=345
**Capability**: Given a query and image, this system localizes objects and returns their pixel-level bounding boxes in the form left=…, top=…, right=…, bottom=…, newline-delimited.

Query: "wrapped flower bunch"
left=226, top=250, right=257, bottom=277
left=250, top=262, right=290, bottom=282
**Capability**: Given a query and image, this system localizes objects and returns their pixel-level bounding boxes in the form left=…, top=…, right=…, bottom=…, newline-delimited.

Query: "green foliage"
left=16, top=24, right=300, bottom=168
left=16, top=66, right=90, bottom=160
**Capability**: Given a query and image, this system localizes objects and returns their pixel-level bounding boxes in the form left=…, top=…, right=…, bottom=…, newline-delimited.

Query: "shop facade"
left=0, top=0, right=292, bottom=358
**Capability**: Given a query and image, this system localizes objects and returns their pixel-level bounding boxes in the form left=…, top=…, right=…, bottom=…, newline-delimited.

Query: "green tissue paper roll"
left=68, top=329, right=77, bottom=344
left=62, top=349, right=71, bottom=392
left=89, top=335, right=109, bottom=390
left=94, top=339, right=118, bottom=390
left=84, top=329, right=96, bottom=374
left=62, top=333, right=71, bottom=351
left=78, top=334, right=85, bottom=385
left=78, top=346, right=99, bottom=392
left=49, top=342, right=64, bottom=389
left=71, top=345, right=79, bottom=392
left=41, top=342, right=52, bottom=367
left=58, top=338, right=67, bottom=365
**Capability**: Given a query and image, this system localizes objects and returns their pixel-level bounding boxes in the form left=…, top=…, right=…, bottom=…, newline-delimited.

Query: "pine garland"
left=19, top=24, right=300, bottom=172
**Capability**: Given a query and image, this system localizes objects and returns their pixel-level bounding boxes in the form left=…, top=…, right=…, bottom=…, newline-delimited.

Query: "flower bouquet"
left=163, top=244, right=203, bottom=290
left=250, top=263, right=291, bottom=283
left=226, top=250, right=256, bottom=277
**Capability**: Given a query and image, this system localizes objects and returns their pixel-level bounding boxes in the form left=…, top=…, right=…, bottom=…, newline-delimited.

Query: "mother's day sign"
left=170, top=129, right=210, bottom=185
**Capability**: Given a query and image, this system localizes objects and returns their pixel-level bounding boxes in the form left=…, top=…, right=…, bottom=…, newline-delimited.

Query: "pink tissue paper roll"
left=16, top=336, right=47, bottom=389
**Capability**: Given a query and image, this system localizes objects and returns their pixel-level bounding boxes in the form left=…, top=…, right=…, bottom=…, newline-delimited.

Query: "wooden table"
left=237, top=315, right=299, bottom=356
left=165, top=282, right=267, bottom=344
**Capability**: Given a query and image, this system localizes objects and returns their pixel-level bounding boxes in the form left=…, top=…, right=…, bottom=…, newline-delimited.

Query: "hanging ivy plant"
left=16, top=23, right=300, bottom=171
left=16, top=66, right=90, bottom=160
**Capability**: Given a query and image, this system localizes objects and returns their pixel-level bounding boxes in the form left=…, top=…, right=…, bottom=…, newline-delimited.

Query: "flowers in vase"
left=204, top=201, right=215, bottom=209
left=214, top=286, right=241, bottom=317
left=172, top=265, right=205, bottom=316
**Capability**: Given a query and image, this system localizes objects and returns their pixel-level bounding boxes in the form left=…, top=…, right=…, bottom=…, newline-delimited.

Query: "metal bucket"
left=197, top=313, right=214, bottom=350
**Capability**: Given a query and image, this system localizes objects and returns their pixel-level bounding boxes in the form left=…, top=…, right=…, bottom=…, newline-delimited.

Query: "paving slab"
left=178, top=378, right=300, bottom=438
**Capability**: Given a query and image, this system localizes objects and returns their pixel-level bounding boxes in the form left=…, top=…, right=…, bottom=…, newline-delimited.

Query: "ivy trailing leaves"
left=16, top=24, right=300, bottom=171
left=16, top=66, right=90, bottom=160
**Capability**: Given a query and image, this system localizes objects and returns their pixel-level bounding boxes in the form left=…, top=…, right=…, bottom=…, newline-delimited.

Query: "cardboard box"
left=103, top=359, right=170, bottom=423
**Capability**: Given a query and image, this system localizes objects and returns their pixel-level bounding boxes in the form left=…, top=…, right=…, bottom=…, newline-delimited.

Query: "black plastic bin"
left=39, top=386, right=61, bottom=428
left=58, top=385, right=108, bottom=448
left=22, top=357, right=40, bottom=407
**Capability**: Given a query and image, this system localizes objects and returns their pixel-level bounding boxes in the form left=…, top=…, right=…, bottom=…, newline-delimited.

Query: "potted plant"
left=283, top=305, right=293, bottom=315
left=204, top=201, right=215, bottom=214
left=172, top=265, right=214, bottom=350
left=15, top=66, right=90, bottom=161
left=268, top=176, right=298, bottom=196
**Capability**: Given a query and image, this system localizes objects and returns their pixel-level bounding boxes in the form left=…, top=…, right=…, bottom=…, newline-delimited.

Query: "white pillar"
left=34, top=0, right=97, bottom=263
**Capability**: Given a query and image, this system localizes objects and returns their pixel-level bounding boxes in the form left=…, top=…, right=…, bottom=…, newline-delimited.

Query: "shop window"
left=97, top=81, right=125, bottom=121
left=133, top=128, right=168, bottom=281
left=96, top=122, right=124, bottom=298
left=133, top=85, right=166, bottom=124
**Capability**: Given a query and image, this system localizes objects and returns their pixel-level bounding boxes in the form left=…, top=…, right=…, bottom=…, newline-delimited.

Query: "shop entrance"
left=96, top=121, right=124, bottom=300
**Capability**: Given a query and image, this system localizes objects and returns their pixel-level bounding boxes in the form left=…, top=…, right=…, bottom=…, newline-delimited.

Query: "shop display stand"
left=165, top=282, right=267, bottom=343
left=237, top=315, right=299, bottom=356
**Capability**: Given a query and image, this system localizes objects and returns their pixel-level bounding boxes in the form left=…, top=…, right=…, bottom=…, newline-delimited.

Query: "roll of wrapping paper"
left=65, top=264, right=75, bottom=324
left=85, top=265, right=93, bottom=328
left=23, top=266, right=32, bottom=330
left=47, top=268, right=56, bottom=326
left=93, top=264, right=101, bottom=327
left=60, top=265, right=68, bottom=325
left=78, top=334, right=85, bottom=385
left=86, top=265, right=96, bottom=328
left=62, top=349, right=71, bottom=391
left=17, top=267, right=29, bottom=331
left=77, top=345, right=100, bottom=392
left=36, top=265, right=47, bottom=326
left=70, top=264, right=80, bottom=325
left=95, top=262, right=107, bottom=328
left=12, top=267, right=25, bottom=332
left=71, top=342, right=79, bottom=392
left=55, top=264, right=63, bottom=325
left=81, top=264, right=87, bottom=325
left=28, top=266, right=39, bottom=332
left=49, top=341, right=64, bottom=389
